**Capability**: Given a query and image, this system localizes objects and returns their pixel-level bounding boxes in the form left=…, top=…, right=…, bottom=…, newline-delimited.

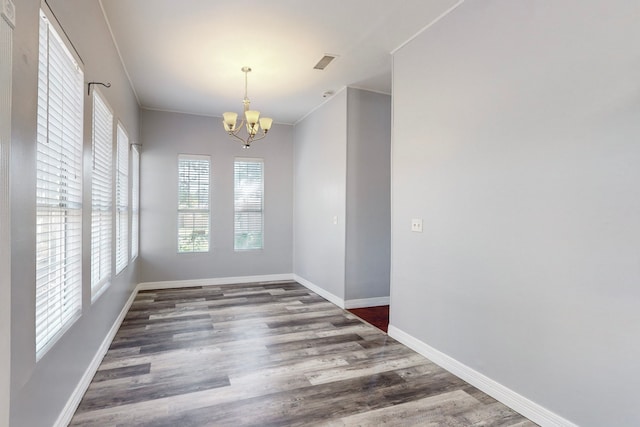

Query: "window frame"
left=233, top=157, right=264, bottom=251
left=130, top=144, right=140, bottom=260
left=35, top=7, right=85, bottom=359
left=115, top=122, right=129, bottom=274
left=90, top=90, right=113, bottom=300
left=177, top=154, right=211, bottom=254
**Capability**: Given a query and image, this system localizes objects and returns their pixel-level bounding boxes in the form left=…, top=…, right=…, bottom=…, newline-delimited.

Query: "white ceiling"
left=100, top=0, right=461, bottom=124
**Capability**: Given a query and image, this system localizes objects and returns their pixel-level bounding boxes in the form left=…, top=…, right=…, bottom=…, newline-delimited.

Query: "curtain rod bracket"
left=88, top=81, right=111, bottom=96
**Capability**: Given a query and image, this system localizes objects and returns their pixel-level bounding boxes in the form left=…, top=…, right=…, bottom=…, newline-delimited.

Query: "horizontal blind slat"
left=115, top=123, right=128, bottom=274
left=91, top=92, right=113, bottom=296
left=234, top=160, right=263, bottom=250
left=177, top=155, right=210, bottom=253
left=131, top=145, right=139, bottom=259
left=35, top=10, right=84, bottom=358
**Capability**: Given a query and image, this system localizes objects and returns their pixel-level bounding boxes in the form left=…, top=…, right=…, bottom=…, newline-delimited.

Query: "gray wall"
left=345, top=88, right=391, bottom=301
left=293, top=88, right=391, bottom=304
left=10, top=0, right=140, bottom=425
left=390, top=1, right=640, bottom=426
left=139, top=109, right=293, bottom=282
left=293, top=90, right=348, bottom=300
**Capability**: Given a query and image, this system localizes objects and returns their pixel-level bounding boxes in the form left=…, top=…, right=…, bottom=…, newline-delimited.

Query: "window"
left=131, top=144, right=140, bottom=259
left=0, top=0, right=14, bottom=386
left=234, top=158, right=264, bottom=251
left=115, top=123, right=129, bottom=274
left=91, top=92, right=113, bottom=298
left=35, top=9, right=84, bottom=358
left=178, top=155, right=210, bottom=253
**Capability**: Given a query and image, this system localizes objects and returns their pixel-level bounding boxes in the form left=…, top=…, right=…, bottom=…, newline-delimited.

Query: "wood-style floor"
left=70, top=281, right=536, bottom=426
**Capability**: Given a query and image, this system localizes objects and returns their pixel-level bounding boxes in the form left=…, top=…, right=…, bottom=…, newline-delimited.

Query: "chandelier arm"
left=232, top=132, right=262, bottom=145
left=237, top=117, right=246, bottom=133
left=248, top=132, right=267, bottom=143
left=228, top=117, right=246, bottom=136
left=227, top=131, right=250, bottom=145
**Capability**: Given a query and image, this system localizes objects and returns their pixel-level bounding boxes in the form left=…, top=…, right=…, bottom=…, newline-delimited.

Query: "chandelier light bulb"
left=245, top=110, right=260, bottom=125
left=259, top=117, right=273, bottom=132
left=223, top=112, right=238, bottom=132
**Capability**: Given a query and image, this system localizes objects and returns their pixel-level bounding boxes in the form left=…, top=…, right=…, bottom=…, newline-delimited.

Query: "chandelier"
left=222, top=66, right=273, bottom=149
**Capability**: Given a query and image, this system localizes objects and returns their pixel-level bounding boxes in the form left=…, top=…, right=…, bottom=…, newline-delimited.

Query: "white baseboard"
left=344, top=296, right=390, bottom=309
left=293, top=274, right=345, bottom=308
left=387, top=325, right=578, bottom=427
left=54, top=289, right=138, bottom=427
left=137, top=273, right=295, bottom=291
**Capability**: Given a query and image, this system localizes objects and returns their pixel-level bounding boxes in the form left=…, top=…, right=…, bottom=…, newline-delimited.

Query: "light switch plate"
left=411, top=218, right=423, bottom=232
left=332, top=216, right=338, bottom=225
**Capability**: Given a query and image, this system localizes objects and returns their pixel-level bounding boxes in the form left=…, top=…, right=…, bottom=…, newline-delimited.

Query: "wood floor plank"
left=69, top=281, right=537, bottom=427
left=92, top=363, right=151, bottom=382
left=327, top=390, right=482, bottom=426
left=76, top=371, right=230, bottom=412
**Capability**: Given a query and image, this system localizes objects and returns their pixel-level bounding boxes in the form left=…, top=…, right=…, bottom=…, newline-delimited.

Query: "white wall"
left=139, top=109, right=293, bottom=282
left=10, top=1, right=140, bottom=425
left=390, top=1, right=640, bottom=426
left=293, top=90, right=348, bottom=301
left=345, top=88, right=391, bottom=301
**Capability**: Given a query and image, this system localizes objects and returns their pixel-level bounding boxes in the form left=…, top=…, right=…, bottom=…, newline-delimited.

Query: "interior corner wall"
left=345, top=88, right=391, bottom=301
left=139, top=109, right=293, bottom=283
left=10, top=1, right=140, bottom=425
left=293, top=90, right=347, bottom=301
left=390, top=1, right=640, bottom=426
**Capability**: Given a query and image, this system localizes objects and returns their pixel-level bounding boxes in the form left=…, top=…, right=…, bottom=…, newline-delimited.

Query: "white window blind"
left=91, top=92, right=113, bottom=299
left=131, top=144, right=140, bottom=259
left=35, top=9, right=84, bottom=358
left=1, top=2, right=14, bottom=410
left=178, top=155, right=210, bottom=253
left=234, top=159, right=263, bottom=251
left=115, top=124, right=129, bottom=274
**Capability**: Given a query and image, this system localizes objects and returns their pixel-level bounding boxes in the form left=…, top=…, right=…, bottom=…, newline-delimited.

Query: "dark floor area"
left=348, top=305, right=389, bottom=332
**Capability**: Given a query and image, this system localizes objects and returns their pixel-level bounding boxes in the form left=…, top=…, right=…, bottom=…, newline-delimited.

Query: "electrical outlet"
left=332, top=216, right=338, bottom=225
left=411, top=218, right=423, bottom=233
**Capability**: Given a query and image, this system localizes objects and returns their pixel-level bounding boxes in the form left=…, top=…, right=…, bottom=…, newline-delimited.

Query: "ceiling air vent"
left=313, top=54, right=337, bottom=70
